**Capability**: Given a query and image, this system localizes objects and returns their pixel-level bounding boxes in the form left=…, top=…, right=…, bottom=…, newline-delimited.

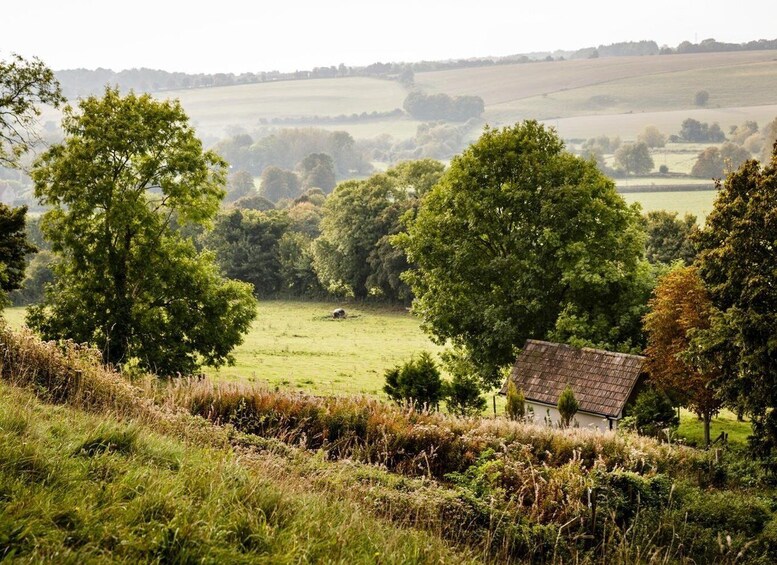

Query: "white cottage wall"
left=525, top=401, right=616, bottom=432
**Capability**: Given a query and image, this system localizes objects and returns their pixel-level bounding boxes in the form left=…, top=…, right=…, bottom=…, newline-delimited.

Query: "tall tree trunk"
left=703, top=411, right=712, bottom=448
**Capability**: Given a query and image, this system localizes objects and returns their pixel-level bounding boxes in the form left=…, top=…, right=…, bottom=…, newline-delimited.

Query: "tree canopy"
left=313, top=160, right=444, bottom=301
left=0, top=203, right=35, bottom=306
left=28, top=88, right=256, bottom=376
left=641, top=210, right=697, bottom=266
left=614, top=142, right=654, bottom=175
left=0, top=54, right=64, bottom=168
left=692, top=144, right=777, bottom=457
left=643, top=266, right=722, bottom=445
left=399, top=121, right=652, bottom=387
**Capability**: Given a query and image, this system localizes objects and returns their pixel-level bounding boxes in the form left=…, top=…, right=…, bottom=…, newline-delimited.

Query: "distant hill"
left=53, top=37, right=777, bottom=99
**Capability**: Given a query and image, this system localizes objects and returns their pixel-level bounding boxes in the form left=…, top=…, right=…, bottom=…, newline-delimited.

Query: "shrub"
left=628, top=387, right=679, bottom=439
left=505, top=380, right=525, bottom=421
left=383, top=352, right=443, bottom=410
left=443, top=373, right=486, bottom=417
left=557, top=385, right=579, bottom=428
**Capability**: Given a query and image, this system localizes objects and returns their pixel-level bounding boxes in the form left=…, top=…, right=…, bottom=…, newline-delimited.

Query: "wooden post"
left=493, top=395, right=497, bottom=416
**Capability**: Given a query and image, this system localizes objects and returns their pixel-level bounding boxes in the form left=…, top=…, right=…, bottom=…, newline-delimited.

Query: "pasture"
left=621, top=189, right=717, bottom=219
left=157, top=77, right=421, bottom=140
left=207, top=301, right=443, bottom=396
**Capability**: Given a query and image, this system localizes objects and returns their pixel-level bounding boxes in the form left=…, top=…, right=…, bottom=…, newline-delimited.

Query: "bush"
left=443, top=373, right=486, bottom=417
left=383, top=352, right=443, bottom=410
left=627, top=387, right=678, bottom=439
left=557, top=385, right=579, bottom=428
left=505, top=380, right=525, bottom=421
left=694, top=90, right=709, bottom=107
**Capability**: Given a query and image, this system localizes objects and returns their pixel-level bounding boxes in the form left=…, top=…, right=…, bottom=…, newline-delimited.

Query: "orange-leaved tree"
left=643, top=266, right=723, bottom=446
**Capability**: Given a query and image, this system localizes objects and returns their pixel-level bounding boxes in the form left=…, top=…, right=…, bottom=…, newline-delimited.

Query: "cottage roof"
left=500, top=340, right=645, bottom=418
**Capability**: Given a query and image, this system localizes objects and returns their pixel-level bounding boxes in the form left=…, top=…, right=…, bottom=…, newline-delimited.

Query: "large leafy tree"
left=0, top=203, right=35, bottom=306
left=643, top=266, right=722, bottom=445
left=398, top=121, right=652, bottom=387
left=0, top=54, right=62, bottom=308
left=641, top=210, right=697, bottom=266
left=314, top=160, right=444, bottom=301
left=28, top=88, right=257, bottom=376
left=1, top=54, right=64, bottom=168
left=203, top=209, right=290, bottom=297
left=693, top=143, right=777, bottom=457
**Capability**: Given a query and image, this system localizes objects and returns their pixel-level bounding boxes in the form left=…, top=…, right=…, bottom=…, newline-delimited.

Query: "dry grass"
left=416, top=51, right=777, bottom=106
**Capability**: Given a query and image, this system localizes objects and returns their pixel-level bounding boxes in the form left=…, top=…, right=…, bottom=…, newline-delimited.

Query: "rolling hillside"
left=42, top=50, right=777, bottom=143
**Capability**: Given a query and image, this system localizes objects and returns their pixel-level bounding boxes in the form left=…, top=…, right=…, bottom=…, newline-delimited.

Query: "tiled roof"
left=500, top=340, right=645, bottom=418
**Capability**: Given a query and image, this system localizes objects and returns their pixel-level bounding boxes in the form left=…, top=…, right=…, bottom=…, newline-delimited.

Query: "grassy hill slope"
left=2, top=321, right=777, bottom=562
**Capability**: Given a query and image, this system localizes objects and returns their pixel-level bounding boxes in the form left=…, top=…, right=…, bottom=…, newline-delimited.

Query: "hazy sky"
left=3, top=0, right=776, bottom=73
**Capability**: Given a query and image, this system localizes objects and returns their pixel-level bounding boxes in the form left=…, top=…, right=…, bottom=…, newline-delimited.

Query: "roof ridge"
left=524, top=339, right=645, bottom=361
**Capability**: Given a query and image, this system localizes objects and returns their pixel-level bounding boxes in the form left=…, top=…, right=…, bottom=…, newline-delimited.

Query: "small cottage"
left=500, top=340, right=646, bottom=431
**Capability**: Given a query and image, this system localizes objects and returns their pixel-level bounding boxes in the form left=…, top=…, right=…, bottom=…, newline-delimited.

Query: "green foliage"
left=694, top=89, right=710, bottom=106
left=637, top=126, right=666, bottom=148
left=679, top=118, right=726, bottom=142
left=384, top=158, right=445, bottom=197
left=402, top=90, right=484, bottom=121
left=505, top=379, right=526, bottom=421
left=0, top=203, right=35, bottom=307
left=691, top=143, right=752, bottom=178
left=298, top=153, right=336, bottom=192
left=0, top=53, right=64, bottom=168
left=557, top=384, right=579, bottom=427
left=399, top=121, right=653, bottom=386
left=9, top=250, right=54, bottom=306
left=224, top=170, right=255, bottom=203
left=626, top=387, right=679, bottom=439
left=259, top=166, right=301, bottom=202
left=641, top=210, right=697, bottom=265
left=693, top=145, right=777, bottom=459
left=441, top=349, right=486, bottom=416
left=231, top=192, right=275, bottom=211
left=28, top=87, right=257, bottom=376
left=383, top=352, right=443, bottom=409
left=203, top=209, right=290, bottom=297
left=313, top=160, right=439, bottom=301
left=614, top=141, right=654, bottom=175
left=277, top=231, right=324, bottom=296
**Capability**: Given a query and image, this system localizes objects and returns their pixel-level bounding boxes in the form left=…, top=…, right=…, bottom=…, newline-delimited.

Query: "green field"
left=3, top=303, right=442, bottom=398
left=621, top=189, right=717, bottom=219
left=4, top=301, right=752, bottom=442
left=208, top=301, right=442, bottom=396
left=678, top=408, right=752, bottom=447
left=159, top=77, right=421, bottom=140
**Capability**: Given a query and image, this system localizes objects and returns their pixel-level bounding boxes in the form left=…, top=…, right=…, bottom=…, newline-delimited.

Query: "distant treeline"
left=55, top=37, right=777, bottom=98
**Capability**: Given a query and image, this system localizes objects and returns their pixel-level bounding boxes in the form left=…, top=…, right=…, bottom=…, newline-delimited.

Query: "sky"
left=3, top=0, right=777, bottom=74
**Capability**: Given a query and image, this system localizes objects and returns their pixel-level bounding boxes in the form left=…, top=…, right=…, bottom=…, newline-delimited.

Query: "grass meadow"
left=621, top=189, right=717, bottom=219
left=4, top=301, right=751, bottom=443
